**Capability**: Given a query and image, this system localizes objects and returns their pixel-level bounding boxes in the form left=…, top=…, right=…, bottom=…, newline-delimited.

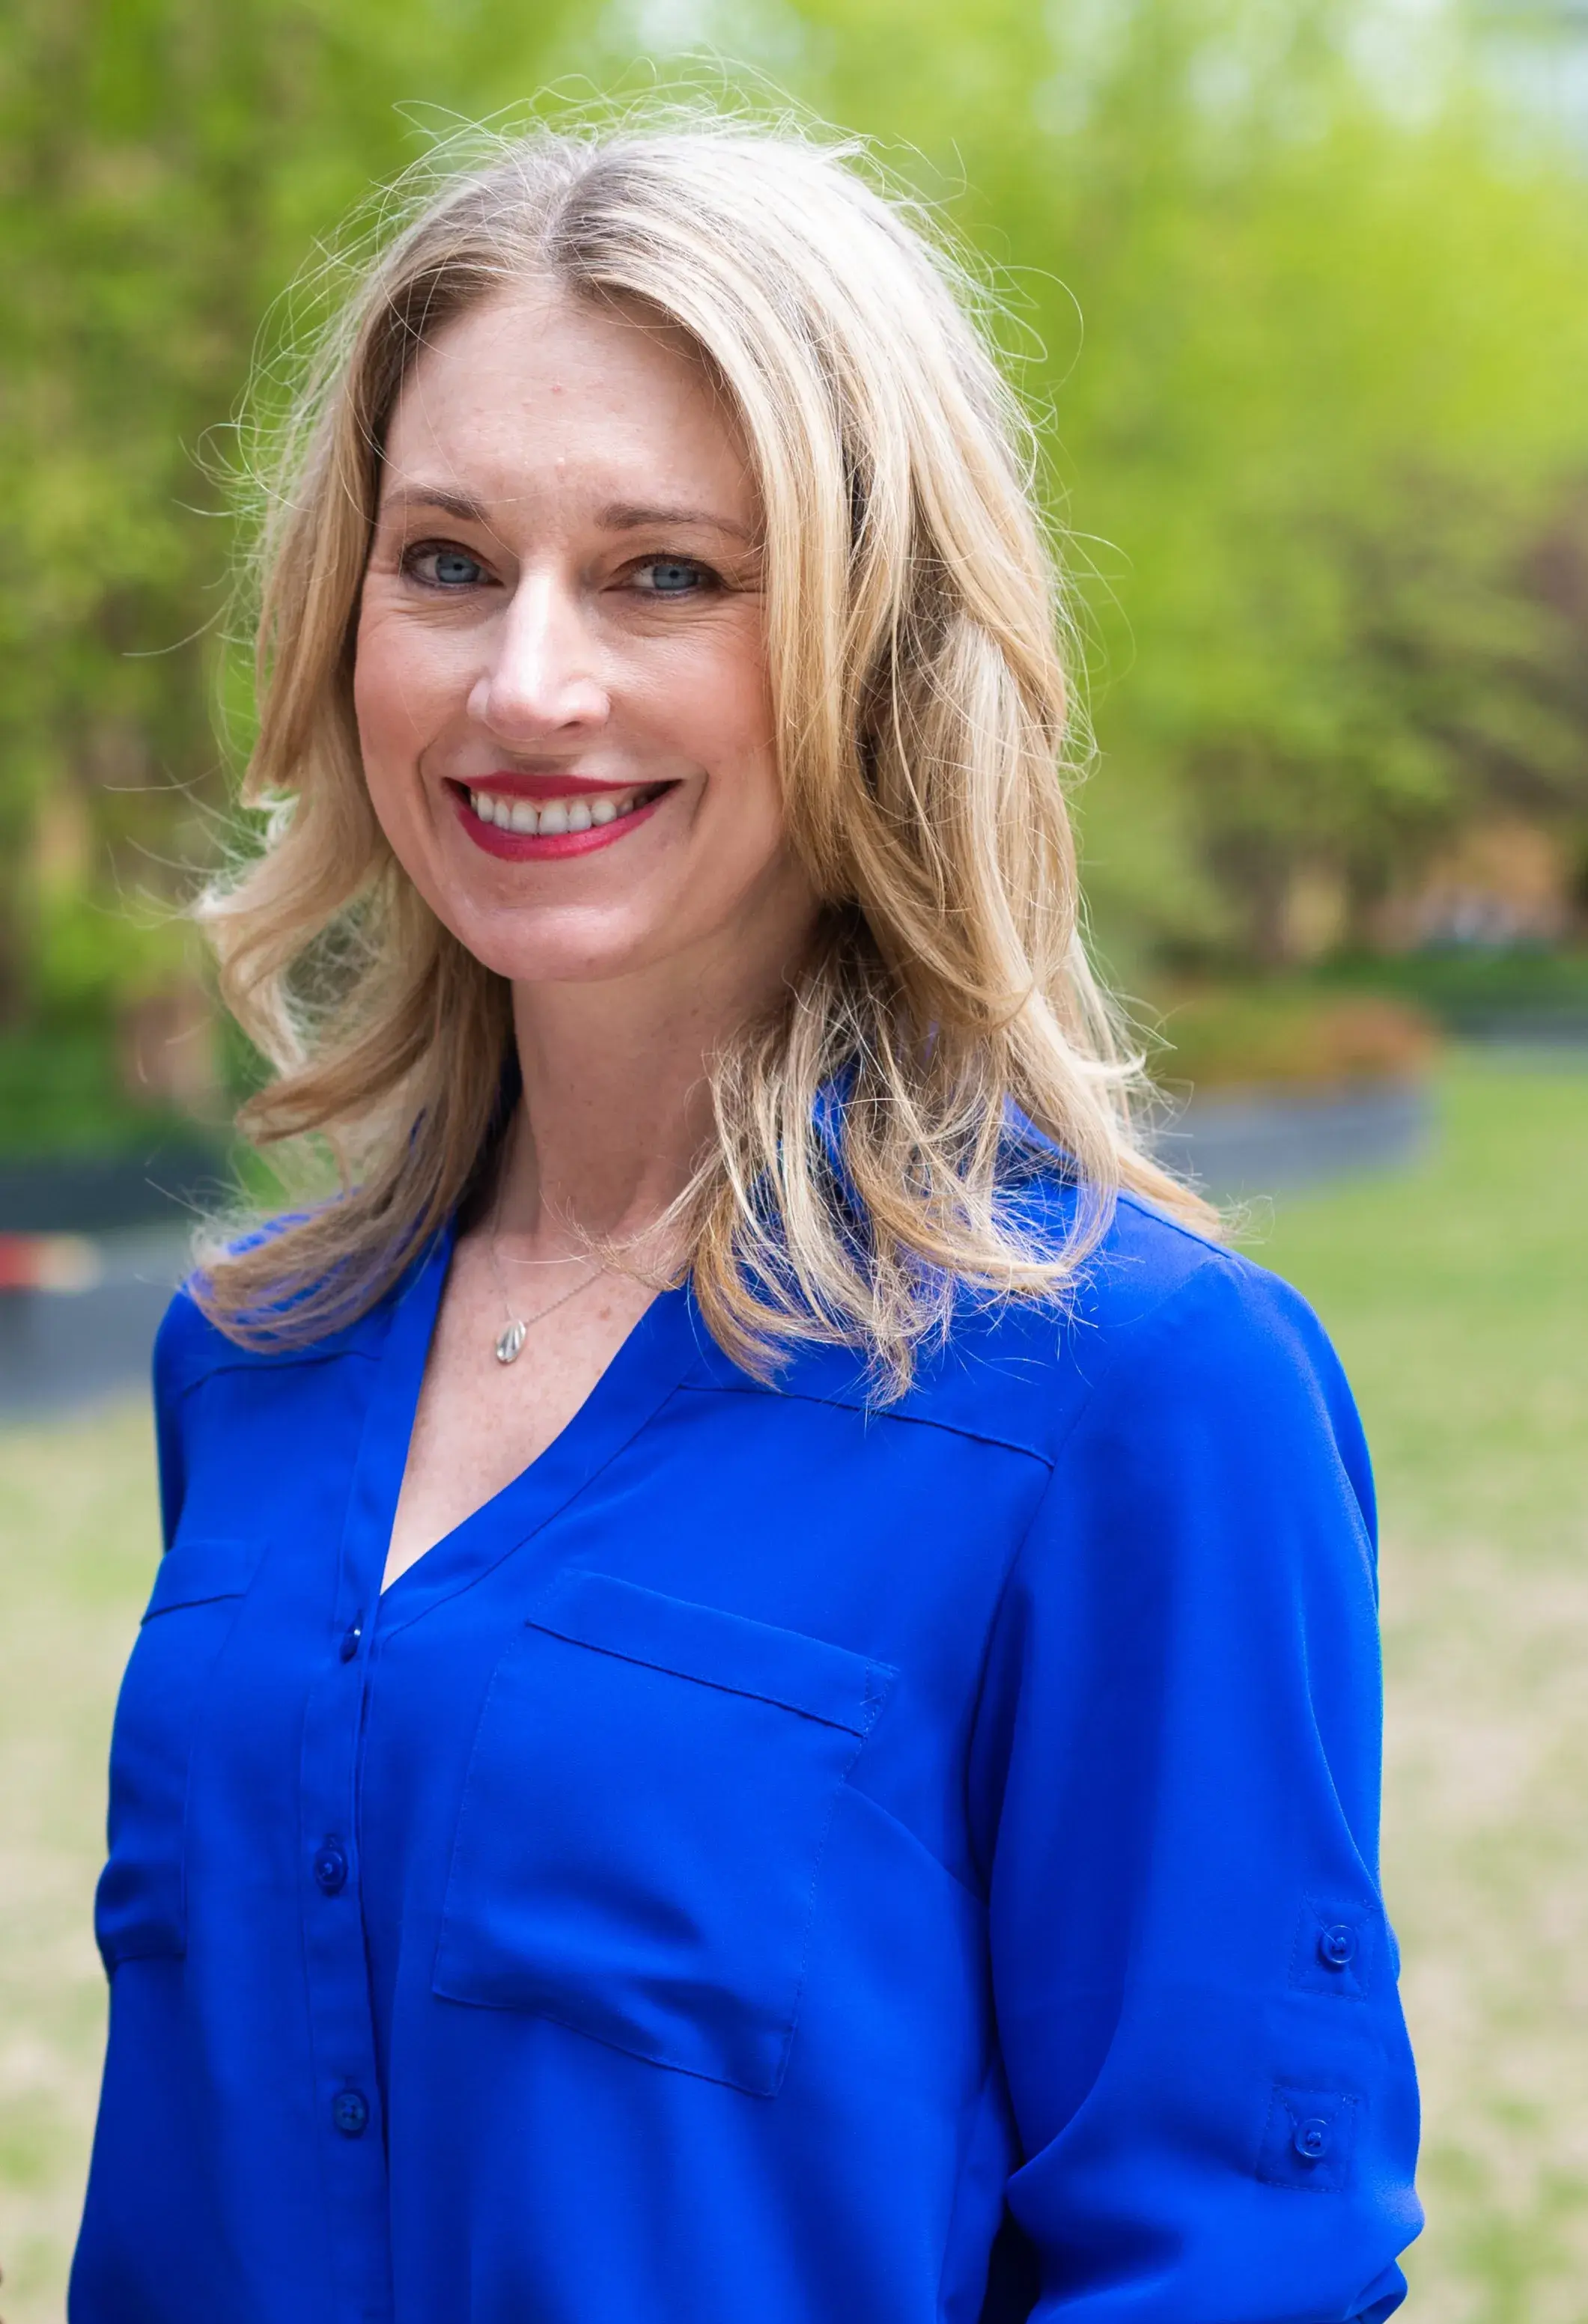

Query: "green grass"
left=0, top=1052, right=1584, bottom=2321
left=1252, top=1054, right=1588, bottom=2324
left=0, top=1400, right=159, bottom=2321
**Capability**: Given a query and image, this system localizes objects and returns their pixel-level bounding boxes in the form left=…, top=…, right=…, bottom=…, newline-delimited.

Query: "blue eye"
left=409, top=546, right=485, bottom=588
left=636, top=558, right=708, bottom=595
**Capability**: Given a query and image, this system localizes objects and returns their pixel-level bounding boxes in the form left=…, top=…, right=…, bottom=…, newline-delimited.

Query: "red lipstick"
left=449, top=776, right=674, bottom=862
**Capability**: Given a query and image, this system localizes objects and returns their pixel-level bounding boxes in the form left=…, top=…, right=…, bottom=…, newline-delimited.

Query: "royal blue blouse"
left=72, top=1182, right=1421, bottom=2323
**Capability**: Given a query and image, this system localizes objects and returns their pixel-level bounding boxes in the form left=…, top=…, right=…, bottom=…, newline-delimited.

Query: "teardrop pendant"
left=494, top=1318, right=528, bottom=1365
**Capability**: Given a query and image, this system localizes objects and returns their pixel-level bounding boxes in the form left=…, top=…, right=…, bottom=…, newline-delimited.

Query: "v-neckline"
left=338, top=1214, right=705, bottom=1636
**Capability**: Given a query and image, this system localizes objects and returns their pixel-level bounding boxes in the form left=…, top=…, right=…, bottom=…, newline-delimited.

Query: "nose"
left=467, top=570, right=610, bottom=740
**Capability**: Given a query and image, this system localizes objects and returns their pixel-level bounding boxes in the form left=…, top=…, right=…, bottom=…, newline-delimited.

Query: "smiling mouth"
left=459, top=781, right=672, bottom=838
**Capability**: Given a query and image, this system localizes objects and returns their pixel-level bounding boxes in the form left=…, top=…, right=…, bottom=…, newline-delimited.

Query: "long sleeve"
left=970, top=1254, right=1422, bottom=2321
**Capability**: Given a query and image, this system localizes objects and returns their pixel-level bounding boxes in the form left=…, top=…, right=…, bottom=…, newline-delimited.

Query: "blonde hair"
left=197, top=111, right=1214, bottom=1389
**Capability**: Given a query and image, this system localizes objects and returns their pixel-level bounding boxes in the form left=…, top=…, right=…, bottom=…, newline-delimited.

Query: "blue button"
left=332, top=2088, right=369, bottom=2138
left=338, top=1619, right=362, bottom=1663
left=313, top=1840, right=348, bottom=1896
left=1295, top=2117, right=1330, bottom=2161
left=1318, top=1923, right=1357, bottom=1971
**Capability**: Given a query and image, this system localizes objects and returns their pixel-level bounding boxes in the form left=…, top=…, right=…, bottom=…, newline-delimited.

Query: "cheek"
left=720, top=701, right=787, bottom=863
left=672, top=629, right=781, bottom=826
left=352, top=609, right=425, bottom=769
left=352, top=610, right=460, bottom=838
left=350, top=616, right=454, bottom=891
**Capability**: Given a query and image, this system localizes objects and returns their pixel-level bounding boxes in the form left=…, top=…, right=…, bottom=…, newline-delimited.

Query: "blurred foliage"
left=1315, top=939, right=1588, bottom=1027
left=1, top=0, right=1587, bottom=1128
left=773, top=0, right=1588, bottom=967
left=0, top=0, right=588, bottom=1045
left=0, top=1027, right=206, bottom=1156
left=1152, top=984, right=1441, bottom=1088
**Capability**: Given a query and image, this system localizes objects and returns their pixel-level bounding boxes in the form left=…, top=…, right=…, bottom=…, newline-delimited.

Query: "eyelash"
left=630, top=555, right=720, bottom=597
left=398, top=543, right=723, bottom=597
left=401, top=543, right=487, bottom=591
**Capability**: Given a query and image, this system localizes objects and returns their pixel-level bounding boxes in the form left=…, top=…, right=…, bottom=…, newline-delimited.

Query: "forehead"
left=380, top=284, right=755, bottom=516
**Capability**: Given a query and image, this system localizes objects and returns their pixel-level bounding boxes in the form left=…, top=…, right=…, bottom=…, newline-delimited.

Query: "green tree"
left=0, top=0, right=585, bottom=1063
left=754, top=0, right=1588, bottom=963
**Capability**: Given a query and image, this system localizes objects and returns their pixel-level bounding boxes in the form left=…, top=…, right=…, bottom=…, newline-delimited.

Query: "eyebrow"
left=378, top=484, right=755, bottom=543
left=378, top=485, right=490, bottom=525
left=597, top=500, right=757, bottom=543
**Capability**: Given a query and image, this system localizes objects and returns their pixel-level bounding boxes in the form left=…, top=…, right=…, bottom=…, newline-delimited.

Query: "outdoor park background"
left=1, top=1, right=1586, bottom=2317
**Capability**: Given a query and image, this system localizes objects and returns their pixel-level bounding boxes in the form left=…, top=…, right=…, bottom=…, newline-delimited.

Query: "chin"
left=445, top=898, right=684, bottom=989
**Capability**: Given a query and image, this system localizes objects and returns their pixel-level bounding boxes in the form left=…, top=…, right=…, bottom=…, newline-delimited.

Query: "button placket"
left=299, top=1613, right=390, bottom=2317
left=295, top=1228, right=454, bottom=2323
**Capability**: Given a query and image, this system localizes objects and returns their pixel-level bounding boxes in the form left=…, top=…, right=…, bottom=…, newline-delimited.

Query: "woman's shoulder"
left=150, top=1210, right=410, bottom=1409
left=887, top=1182, right=1359, bottom=1475
left=1068, top=1183, right=1324, bottom=1361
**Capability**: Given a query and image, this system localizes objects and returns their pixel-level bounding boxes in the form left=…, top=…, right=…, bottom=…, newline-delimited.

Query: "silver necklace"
left=485, top=1185, right=603, bottom=1366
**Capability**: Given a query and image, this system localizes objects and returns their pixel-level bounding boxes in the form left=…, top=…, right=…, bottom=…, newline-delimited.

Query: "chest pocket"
left=433, top=1570, right=895, bottom=2096
left=94, top=1534, right=264, bottom=1971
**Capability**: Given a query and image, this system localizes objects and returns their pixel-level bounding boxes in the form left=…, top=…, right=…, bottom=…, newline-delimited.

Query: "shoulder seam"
left=1113, top=1186, right=1238, bottom=1260
left=674, top=1222, right=1245, bottom=1465
left=672, top=1377, right=1055, bottom=1468
left=164, top=1343, right=383, bottom=1402
left=158, top=1290, right=384, bottom=1403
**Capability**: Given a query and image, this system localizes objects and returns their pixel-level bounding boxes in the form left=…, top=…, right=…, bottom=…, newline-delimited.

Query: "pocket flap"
left=527, top=1571, right=892, bottom=1736
left=143, top=1537, right=263, bottom=1621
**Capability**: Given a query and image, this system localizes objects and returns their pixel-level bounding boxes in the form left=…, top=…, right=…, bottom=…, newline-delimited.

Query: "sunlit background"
left=1, top=2, right=1585, bottom=2318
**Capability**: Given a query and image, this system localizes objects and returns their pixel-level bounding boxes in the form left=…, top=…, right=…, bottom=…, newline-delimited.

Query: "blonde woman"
left=73, top=121, right=1420, bottom=2324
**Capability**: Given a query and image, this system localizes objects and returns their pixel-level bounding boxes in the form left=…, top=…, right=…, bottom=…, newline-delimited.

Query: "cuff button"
left=1318, top=1922, right=1357, bottom=1970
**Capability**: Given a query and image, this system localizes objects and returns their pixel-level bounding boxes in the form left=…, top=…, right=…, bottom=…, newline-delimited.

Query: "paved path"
left=0, top=1230, right=191, bottom=1418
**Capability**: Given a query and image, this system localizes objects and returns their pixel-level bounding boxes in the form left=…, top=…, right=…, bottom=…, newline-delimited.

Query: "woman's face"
left=354, top=284, right=815, bottom=995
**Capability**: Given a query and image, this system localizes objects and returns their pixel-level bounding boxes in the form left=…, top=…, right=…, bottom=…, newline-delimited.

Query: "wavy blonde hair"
left=196, top=111, right=1214, bottom=1388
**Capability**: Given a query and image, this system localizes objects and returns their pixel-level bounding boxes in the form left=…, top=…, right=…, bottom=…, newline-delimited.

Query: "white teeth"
left=468, top=786, right=654, bottom=835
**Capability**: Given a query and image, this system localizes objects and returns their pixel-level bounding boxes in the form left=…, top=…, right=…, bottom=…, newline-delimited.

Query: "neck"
left=496, top=909, right=817, bottom=1260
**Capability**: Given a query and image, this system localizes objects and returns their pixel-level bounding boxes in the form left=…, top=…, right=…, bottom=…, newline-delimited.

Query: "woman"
left=72, top=118, right=1420, bottom=2323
